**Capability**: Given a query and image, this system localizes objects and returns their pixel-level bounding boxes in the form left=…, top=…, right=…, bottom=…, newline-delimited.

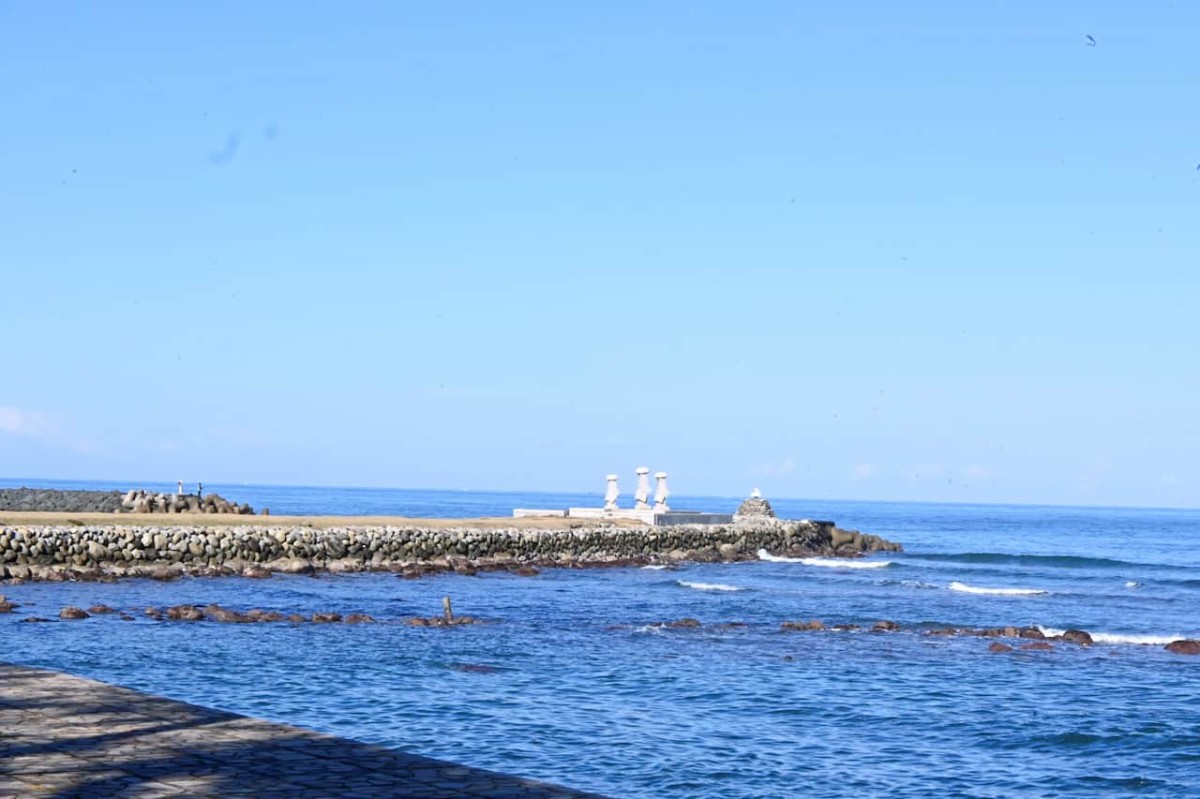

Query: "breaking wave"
left=677, top=581, right=745, bottom=592
left=949, top=581, right=1049, bottom=596
left=757, top=549, right=892, bottom=569
left=1038, top=626, right=1189, bottom=646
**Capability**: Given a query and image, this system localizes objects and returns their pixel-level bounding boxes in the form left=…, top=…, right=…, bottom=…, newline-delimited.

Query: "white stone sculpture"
left=604, top=474, right=620, bottom=512
left=751, top=487, right=762, bottom=499
left=634, top=467, right=651, bottom=510
left=654, top=472, right=670, bottom=512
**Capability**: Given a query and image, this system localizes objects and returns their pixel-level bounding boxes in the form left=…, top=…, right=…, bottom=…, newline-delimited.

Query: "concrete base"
left=512, top=509, right=567, bottom=518
left=567, top=508, right=656, bottom=524
left=654, top=512, right=734, bottom=526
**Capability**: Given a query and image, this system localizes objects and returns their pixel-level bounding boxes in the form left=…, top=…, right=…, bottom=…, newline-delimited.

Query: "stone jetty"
left=0, top=661, right=611, bottom=798
left=0, top=486, right=255, bottom=515
left=0, top=518, right=900, bottom=582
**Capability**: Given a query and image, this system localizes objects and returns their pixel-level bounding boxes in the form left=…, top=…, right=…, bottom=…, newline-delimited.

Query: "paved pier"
left=0, top=662, right=611, bottom=799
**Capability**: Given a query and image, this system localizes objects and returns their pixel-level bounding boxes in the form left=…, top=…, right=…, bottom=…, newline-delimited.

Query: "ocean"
left=2, top=479, right=1198, bottom=797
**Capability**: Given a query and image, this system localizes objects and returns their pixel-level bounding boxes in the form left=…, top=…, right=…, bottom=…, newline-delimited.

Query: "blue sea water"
left=2, top=479, right=1199, bottom=798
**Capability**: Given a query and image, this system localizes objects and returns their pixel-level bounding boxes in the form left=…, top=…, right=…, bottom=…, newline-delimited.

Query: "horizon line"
left=1, top=475, right=1196, bottom=515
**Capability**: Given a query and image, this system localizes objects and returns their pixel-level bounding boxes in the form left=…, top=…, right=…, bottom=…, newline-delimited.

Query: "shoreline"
left=0, top=515, right=901, bottom=583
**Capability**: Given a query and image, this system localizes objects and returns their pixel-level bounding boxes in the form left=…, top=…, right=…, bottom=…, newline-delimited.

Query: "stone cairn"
left=735, top=488, right=775, bottom=519
left=121, top=490, right=254, bottom=515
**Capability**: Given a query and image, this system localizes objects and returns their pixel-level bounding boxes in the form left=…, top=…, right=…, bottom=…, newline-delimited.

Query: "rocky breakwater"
left=118, top=489, right=255, bottom=515
left=0, top=488, right=126, bottom=514
left=0, top=518, right=900, bottom=581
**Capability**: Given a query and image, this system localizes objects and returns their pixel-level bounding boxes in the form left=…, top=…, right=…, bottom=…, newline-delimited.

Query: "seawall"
left=0, top=519, right=900, bottom=582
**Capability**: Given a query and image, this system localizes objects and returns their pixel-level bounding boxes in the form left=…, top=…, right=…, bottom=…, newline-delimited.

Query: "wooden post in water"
left=442, top=596, right=454, bottom=623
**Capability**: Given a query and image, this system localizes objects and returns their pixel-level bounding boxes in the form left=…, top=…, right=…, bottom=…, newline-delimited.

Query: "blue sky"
left=2, top=2, right=1198, bottom=507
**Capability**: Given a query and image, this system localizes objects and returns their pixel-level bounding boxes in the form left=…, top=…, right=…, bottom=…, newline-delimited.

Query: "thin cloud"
left=757, top=456, right=796, bottom=476
left=853, top=464, right=878, bottom=480
left=0, top=406, right=53, bottom=437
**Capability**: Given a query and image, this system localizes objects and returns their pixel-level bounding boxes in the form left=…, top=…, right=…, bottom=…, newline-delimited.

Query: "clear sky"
left=2, top=2, right=1198, bottom=507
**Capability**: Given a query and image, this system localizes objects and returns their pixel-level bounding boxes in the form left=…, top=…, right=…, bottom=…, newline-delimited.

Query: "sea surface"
left=2, top=479, right=1199, bottom=798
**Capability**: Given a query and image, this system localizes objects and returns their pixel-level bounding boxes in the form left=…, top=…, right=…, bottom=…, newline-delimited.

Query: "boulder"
left=59, top=606, right=90, bottom=620
left=204, top=605, right=253, bottom=623
left=988, top=642, right=1013, bottom=653
left=246, top=609, right=284, bottom=622
left=781, top=619, right=825, bottom=632
left=265, top=558, right=314, bottom=575
left=312, top=612, right=343, bottom=623
left=87, top=604, right=116, bottom=615
left=166, top=605, right=204, bottom=621
left=872, top=620, right=900, bottom=632
left=345, top=613, right=375, bottom=624
left=1057, top=629, right=1094, bottom=646
left=665, top=618, right=702, bottom=629
left=1165, top=639, right=1200, bottom=655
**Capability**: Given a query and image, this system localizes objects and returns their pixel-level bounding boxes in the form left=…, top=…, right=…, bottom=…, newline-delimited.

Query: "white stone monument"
left=634, top=467, right=651, bottom=510
left=654, top=472, right=670, bottom=512
left=604, top=473, right=620, bottom=512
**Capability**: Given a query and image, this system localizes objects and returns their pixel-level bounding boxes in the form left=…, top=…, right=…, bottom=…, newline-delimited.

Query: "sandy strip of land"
left=0, top=510, right=646, bottom=530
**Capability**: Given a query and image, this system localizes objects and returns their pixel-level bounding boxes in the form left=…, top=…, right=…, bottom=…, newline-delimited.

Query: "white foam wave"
left=949, top=581, right=1048, bottom=596
left=1124, top=580, right=1141, bottom=589
left=677, top=580, right=745, bottom=592
left=756, top=549, right=892, bottom=569
left=642, top=564, right=669, bottom=570
left=757, top=549, right=802, bottom=563
left=1038, top=626, right=1187, bottom=646
left=801, top=557, right=893, bottom=570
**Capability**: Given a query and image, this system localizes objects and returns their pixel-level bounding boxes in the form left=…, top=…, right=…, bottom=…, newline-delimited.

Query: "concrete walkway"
left=0, top=662, right=612, bottom=799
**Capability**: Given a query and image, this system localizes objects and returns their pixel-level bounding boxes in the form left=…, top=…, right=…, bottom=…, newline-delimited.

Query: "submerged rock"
left=166, top=605, right=204, bottom=621
left=1165, top=639, right=1200, bottom=655
left=1020, top=642, right=1055, bottom=651
left=204, top=605, right=253, bottom=623
left=781, top=619, right=825, bottom=632
left=405, top=615, right=481, bottom=627
left=1057, top=629, right=1094, bottom=646
left=311, top=612, right=343, bottom=623
left=664, top=618, right=702, bottom=629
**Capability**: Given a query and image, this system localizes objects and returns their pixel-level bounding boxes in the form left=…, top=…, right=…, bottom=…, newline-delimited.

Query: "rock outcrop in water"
left=119, top=489, right=254, bottom=515
left=0, top=487, right=255, bottom=515
left=0, top=488, right=126, bottom=514
left=735, top=493, right=775, bottom=519
left=0, top=519, right=900, bottom=582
